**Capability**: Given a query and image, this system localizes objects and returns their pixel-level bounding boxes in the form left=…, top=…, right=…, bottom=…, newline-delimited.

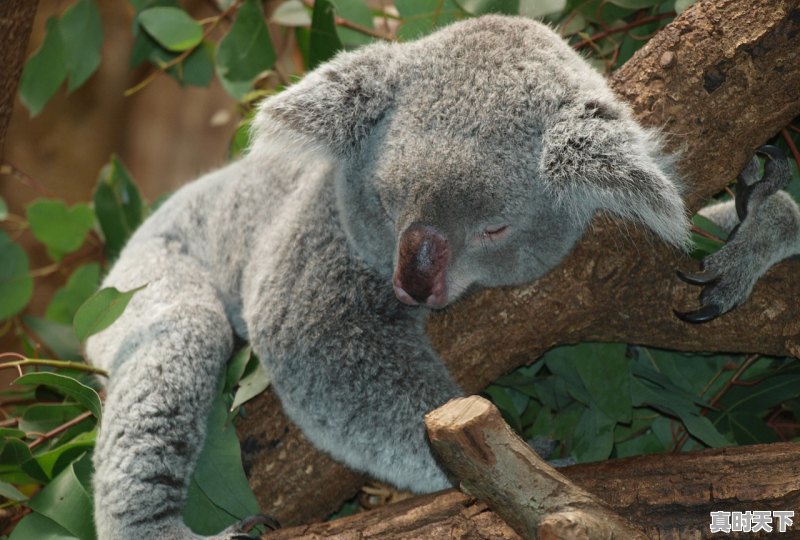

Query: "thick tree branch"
left=239, top=0, right=800, bottom=527
left=0, top=1, right=39, bottom=161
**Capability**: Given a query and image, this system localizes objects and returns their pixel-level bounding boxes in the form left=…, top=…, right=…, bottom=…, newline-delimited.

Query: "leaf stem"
left=28, top=410, right=94, bottom=450
left=572, top=12, right=675, bottom=50
left=0, top=354, right=108, bottom=377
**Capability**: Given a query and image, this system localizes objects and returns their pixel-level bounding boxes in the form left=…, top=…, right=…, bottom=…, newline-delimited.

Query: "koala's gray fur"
left=86, top=15, right=799, bottom=540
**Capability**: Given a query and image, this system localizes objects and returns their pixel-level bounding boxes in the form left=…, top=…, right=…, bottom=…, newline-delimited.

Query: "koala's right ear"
left=251, top=43, right=397, bottom=158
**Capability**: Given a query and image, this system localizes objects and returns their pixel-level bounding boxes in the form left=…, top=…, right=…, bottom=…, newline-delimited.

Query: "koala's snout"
left=393, top=224, right=449, bottom=308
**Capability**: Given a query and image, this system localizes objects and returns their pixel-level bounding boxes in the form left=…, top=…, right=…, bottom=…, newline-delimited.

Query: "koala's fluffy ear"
left=540, top=106, right=691, bottom=250
left=251, top=43, right=397, bottom=158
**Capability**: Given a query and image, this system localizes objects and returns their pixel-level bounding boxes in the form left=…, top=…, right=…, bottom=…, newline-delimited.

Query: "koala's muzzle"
left=393, top=224, right=449, bottom=308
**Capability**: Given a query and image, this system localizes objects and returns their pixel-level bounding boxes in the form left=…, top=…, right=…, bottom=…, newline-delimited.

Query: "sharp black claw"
left=674, top=305, right=722, bottom=324
left=755, top=144, right=786, bottom=162
left=676, top=269, right=719, bottom=285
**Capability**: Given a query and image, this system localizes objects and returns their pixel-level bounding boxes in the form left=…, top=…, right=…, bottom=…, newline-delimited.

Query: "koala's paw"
left=675, top=145, right=790, bottom=324
left=213, top=515, right=281, bottom=539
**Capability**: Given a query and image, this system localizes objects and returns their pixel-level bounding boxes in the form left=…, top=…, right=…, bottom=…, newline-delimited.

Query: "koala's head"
left=253, top=16, right=689, bottom=309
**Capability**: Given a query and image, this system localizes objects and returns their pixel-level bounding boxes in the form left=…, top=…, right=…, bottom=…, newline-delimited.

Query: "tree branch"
left=238, top=0, right=800, bottom=527
left=0, top=1, right=39, bottom=161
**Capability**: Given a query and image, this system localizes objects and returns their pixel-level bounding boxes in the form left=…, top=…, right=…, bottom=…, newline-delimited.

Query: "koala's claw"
left=673, top=305, right=722, bottom=324
left=220, top=514, right=281, bottom=539
left=676, top=269, right=719, bottom=286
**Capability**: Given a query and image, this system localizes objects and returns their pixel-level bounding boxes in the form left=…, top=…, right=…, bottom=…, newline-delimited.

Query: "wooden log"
left=424, top=396, right=648, bottom=540
left=262, top=441, right=800, bottom=539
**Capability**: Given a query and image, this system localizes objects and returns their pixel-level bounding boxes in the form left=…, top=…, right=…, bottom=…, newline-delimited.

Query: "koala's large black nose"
left=393, top=224, right=449, bottom=308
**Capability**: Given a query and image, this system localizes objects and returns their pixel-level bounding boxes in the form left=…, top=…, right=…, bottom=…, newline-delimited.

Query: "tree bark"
left=238, top=0, right=800, bottom=526
left=262, top=442, right=800, bottom=539
left=425, top=397, right=648, bottom=540
left=0, top=0, right=39, bottom=161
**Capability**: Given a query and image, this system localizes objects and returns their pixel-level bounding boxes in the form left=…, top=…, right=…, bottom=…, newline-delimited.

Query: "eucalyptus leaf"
left=73, top=285, right=146, bottom=342
left=14, top=373, right=102, bottom=421
left=0, top=196, right=8, bottom=220
left=309, top=0, right=343, bottom=69
left=27, top=453, right=96, bottom=540
left=59, top=0, right=103, bottom=92
left=26, top=200, right=94, bottom=259
left=230, top=362, right=271, bottom=411
left=94, top=156, right=144, bottom=259
left=139, top=7, right=203, bottom=52
left=455, top=0, right=519, bottom=15
left=185, top=396, right=260, bottom=534
left=8, top=511, right=78, bottom=540
left=217, top=0, right=276, bottom=82
left=19, top=17, right=67, bottom=117
left=272, top=0, right=312, bottom=26
left=0, top=480, right=28, bottom=502
left=46, top=264, right=102, bottom=325
left=23, top=316, right=83, bottom=361
left=0, top=230, right=33, bottom=320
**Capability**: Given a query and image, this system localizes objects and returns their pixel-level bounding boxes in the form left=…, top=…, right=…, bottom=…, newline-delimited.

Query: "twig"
left=0, top=162, right=57, bottom=198
left=573, top=12, right=675, bottom=50
left=301, top=0, right=395, bottom=41
left=0, top=353, right=108, bottom=376
left=28, top=410, right=94, bottom=450
left=781, top=128, right=800, bottom=169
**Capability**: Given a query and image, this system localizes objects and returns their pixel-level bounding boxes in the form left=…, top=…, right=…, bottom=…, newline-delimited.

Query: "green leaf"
left=230, top=362, right=271, bottom=411
left=225, top=346, right=253, bottom=393
left=0, top=196, right=8, bottom=220
left=46, top=263, right=102, bottom=325
left=272, top=0, right=312, bottom=26
left=9, top=511, right=78, bottom=540
left=0, top=230, right=34, bottom=320
left=396, top=0, right=464, bottom=40
left=520, top=0, right=566, bottom=18
left=483, top=386, right=523, bottom=433
left=217, top=0, right=276, bottom=84
left=0, top=437, right=48, bottom=484
left=229, top=113, right=255, bottom=159
left=0, top=479, right=28, bottom=501
left=675, top=0, right=696, bottom=10
left=455, top=0, right=520, bottom=15
left=15, top=373, right=102, bottom=421
left=19, top=404, right=86, bottom=435
left=26, top=199, right=94, bottom=259
left=93, top=156, right=144, bottom=259
left=571, top=343, right=632, bottom=423
left=73, top=284, right=145, bottom=342
left=138, top=7, right=203, bottom=52
left=59, top=0, right=104, bottom=92
left=129, top=0, right=180, bottom=67
left=19, top=17, right=67, bottom=117
left=572, top=406, right=615, bottom=462
left=27, top=452, right=96, bottom=540
left=23, top=316, right=83, bottom=361
left=33, top=431, right=97, bottom=480
left=175, top=42, right=215, bottom=87
left=185, top=396, right=260, bottom=534
left=309, top=0, right=343, bottom=69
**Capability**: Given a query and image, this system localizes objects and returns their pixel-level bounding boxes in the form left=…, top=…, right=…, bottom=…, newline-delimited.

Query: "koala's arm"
left=85, top=171, right=263, bottom=540
left=678, top=147, right=800, bottom=321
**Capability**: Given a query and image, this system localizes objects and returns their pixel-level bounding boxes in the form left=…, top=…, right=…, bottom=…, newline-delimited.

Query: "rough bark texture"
left=263, top=442, right=800, bottom=539
left=425, top=397, right=647, bottom=540
left=0, top=0, right=39, bottom=161
left=238, top=0, right=800, bottom=527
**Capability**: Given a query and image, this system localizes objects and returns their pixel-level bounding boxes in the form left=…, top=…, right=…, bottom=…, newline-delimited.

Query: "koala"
left=84, top=14, right=797, bottom=540
left=676, top=145, right=800, bottom=322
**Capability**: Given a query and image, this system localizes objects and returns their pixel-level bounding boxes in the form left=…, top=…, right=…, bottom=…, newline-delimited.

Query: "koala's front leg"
left=87, top=239, right=266, bottom=540
left=247, top=267, right=462, bottom=493
left=676, top=146, right=800, bottom=322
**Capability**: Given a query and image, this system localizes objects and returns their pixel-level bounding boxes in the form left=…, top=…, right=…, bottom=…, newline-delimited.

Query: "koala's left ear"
left=251, top=43, right=397, bottom=158
left=540, top=109, right=691, bottom=251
